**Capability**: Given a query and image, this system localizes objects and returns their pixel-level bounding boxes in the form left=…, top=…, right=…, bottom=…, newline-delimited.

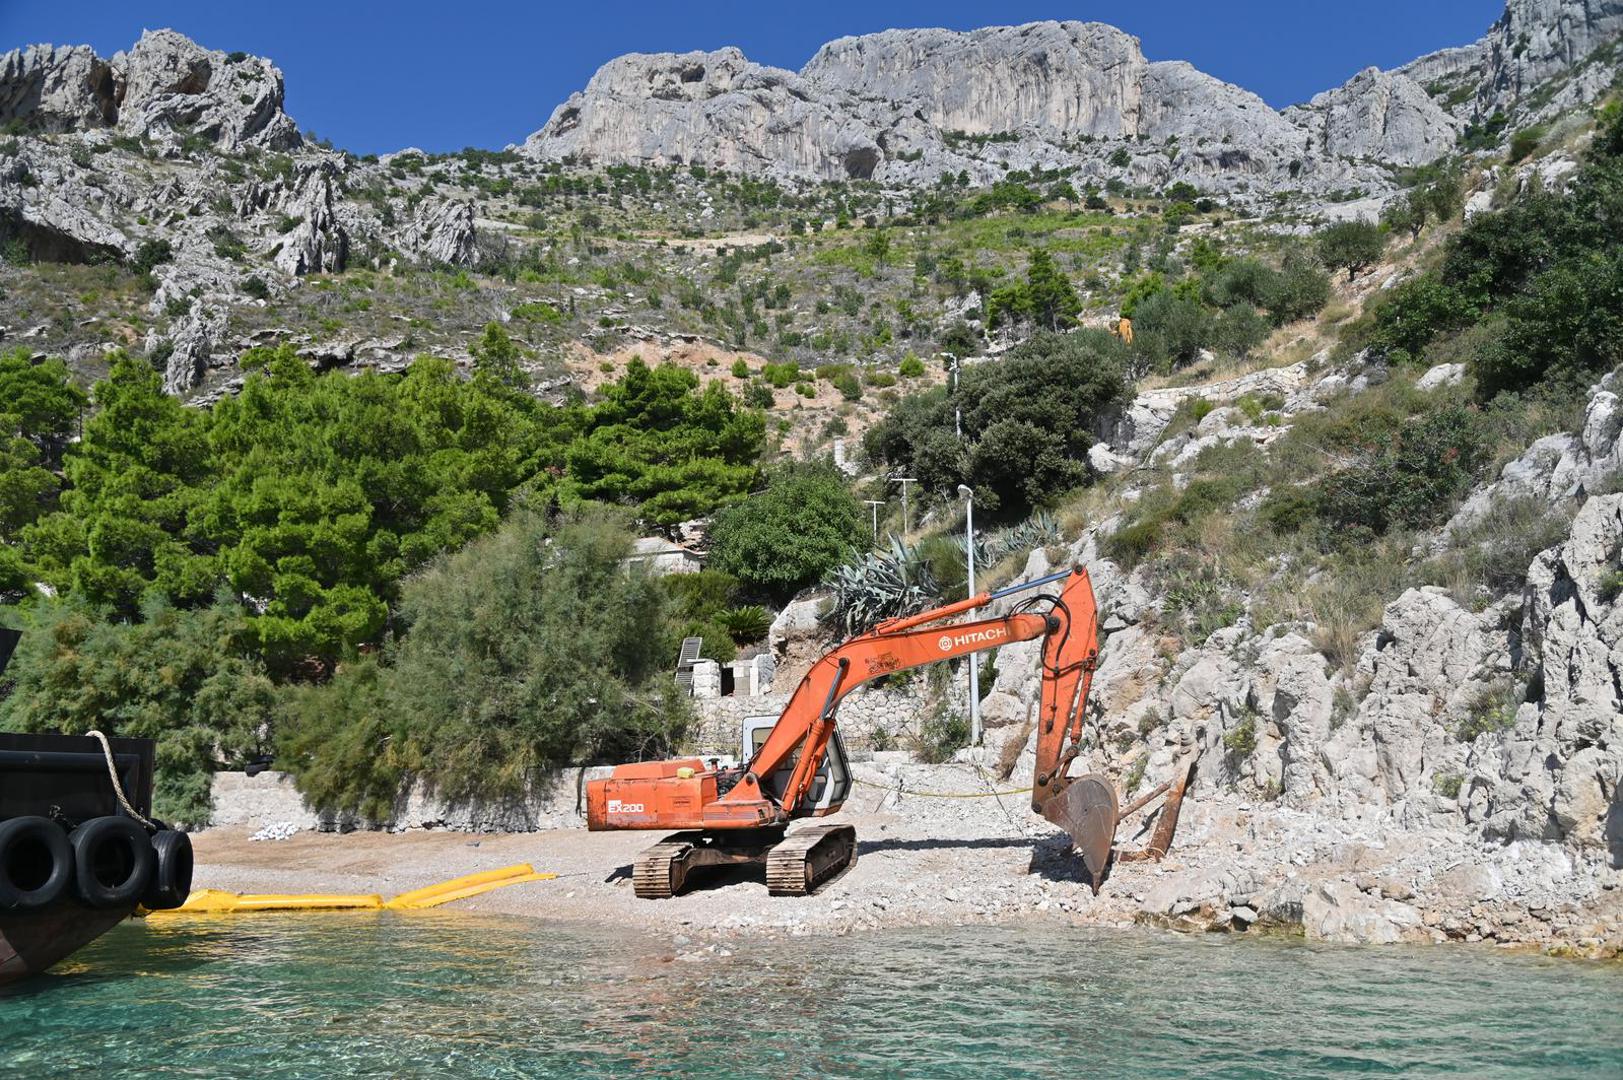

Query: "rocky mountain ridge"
left=523, top=0, right=1621, bottom=189
left=0, top=29, right=300, bottom=151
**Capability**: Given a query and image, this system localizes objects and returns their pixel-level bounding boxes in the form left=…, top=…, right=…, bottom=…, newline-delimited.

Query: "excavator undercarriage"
left=629, top=824, right=859, bottom=899
left=594, top=567, right=1196, bottom=900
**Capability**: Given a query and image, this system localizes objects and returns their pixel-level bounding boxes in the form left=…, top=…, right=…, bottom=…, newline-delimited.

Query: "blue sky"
left=2, top=1, right=1505, bottom=155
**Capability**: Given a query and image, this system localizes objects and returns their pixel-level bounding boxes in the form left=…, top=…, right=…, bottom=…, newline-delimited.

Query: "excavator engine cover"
left=1039, top=773, right=1118, bottom=894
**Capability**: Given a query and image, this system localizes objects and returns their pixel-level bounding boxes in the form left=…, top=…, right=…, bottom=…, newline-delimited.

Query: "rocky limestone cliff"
left=965, top=363, right=1623, bottom=891
left=526, top=48, right=877, bottom=182
left=522, top=1, right=1621, bottom=188
left=1398, top=0, right=1623, bottom=125
left=1283, top=67, right=1461, bottom=168
left=523, top=22, right=1354, bottom=193
left=0, top=29, right=300, bottom=151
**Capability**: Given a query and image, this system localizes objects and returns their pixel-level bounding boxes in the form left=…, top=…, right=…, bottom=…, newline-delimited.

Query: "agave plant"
left=822, top=537, right=942, bottom=637
left=970, top=511, right=1062, bottom=567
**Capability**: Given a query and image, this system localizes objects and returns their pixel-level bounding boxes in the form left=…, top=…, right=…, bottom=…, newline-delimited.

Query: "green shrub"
left=277, top=511, right=689, bottom=816
left=1259, top=487, right=1320, bottom=534
left=708, top=460, right=866, bottom=599
left=742, top=380, right=775, bottom=409
left=762, top=361, right=800, bottom=388
left=1433, top=772, right=1463, bottom=798
left=985, top=249, right=1081, bottom=331
left=1223, top=712, right=1257, bottom=756
left=1369, top=276, right=1477, bottom=363
left=1316, top=220, right=1386, bottom=280
left=1508, top=125, right=1546, bottom=164
left=1261, top=248, right=1332, bottom=325
left=0, top=601, right=277, bottom=826
left=1318, top=406, right=1488, bottom=536
left=898, top=355, right=926, bottom=378
left=863, top=330, right=1126, bottom=514
left=1131, top=289, right=1211, bottom=372
left=913, top=707, right=968, bottom=764
left=131, top=238, right=173, bottom=274
left=1457, top=682, right=1519, bottom=742
left=512, top=301, right=564, bottom=324
left=731, top=359, right=749, bottom=378
left=714, top=604, right=771, bottom=644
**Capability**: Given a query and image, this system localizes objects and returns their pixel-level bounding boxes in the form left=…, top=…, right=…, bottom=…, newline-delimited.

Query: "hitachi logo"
left=939, top=627, right=1007, bottom=651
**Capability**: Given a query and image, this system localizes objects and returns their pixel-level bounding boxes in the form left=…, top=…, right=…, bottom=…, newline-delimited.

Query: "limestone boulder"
left=1302, top=880, right=1426, bottom=944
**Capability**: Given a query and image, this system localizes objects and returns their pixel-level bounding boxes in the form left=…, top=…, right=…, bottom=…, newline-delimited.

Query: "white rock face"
left=0, top=29, right=300, bottom=151
left=272, top=158, right=347, bottom=276
left=523, top=4, right=1622, bottom=185
left=1285, top=67, right=1460, bottom=168
left=1416, top=362, right=1467, bottom=390
left=1303, top=880, right=1426, bottom=944
left=397, top=198, right=478, bottom=267
left=524, top=48, right=877, bottom=181
left=1444, top=385, right=1623, bottom=536
left=523, top=22, right=1375, bottom=192
left=1401, top=0, right=1623, bottom=124
left=0, top=44, right=119, bottom=132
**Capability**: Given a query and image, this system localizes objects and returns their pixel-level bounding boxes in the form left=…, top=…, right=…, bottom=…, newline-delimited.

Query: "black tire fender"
left=70, top=815, right=155, bottom=910
left=141, top=829, right=194, bottom=911
left=0, top=815, right=73, bottom=911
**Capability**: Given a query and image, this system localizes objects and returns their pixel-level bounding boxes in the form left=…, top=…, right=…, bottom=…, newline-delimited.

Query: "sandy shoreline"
left=187, top=763, right=1623, bottom=957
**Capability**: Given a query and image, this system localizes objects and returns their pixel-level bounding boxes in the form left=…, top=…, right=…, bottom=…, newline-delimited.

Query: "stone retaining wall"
left=692, top=680, right=942, bottom=756
left=206, top=767, right=609, bottom=834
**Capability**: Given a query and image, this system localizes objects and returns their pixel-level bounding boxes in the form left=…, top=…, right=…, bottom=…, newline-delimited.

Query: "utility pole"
left=958, top=484, right=980, bottom=746
left=864, top=499, right=885, bottom=541
left=890, top=477, right=918, bottom=535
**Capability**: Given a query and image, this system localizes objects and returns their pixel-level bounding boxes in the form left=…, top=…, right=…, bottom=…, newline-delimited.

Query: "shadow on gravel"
left=854, top=836, right=1031, bottom=856
left=1027, top=833, right=1106, bottom=891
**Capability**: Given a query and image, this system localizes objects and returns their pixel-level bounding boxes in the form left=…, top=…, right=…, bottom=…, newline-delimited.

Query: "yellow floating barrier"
left=151, top=863, right=554, bottom=916
left=385, top=863, right=556, bottom=910
left=170, top=888, right=383, bottom=914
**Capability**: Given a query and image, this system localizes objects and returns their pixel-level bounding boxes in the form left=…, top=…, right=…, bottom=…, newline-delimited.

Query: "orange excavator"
left=588, top=567, right=1194, bottom=898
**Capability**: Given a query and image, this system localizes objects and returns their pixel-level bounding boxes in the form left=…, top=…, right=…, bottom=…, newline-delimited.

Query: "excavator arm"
left=743, top=567, right=1099, bottom=822
left=588, top=568, right=1102, bottom=831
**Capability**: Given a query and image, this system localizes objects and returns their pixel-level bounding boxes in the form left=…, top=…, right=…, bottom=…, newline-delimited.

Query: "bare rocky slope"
left=522, top=0, right=1621, bottom=189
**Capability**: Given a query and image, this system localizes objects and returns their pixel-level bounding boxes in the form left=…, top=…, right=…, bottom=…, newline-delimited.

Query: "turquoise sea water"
left=3, top=913, right=1620, bottom=1078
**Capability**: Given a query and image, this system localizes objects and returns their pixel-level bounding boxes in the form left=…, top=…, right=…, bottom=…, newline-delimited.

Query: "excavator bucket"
left=1039, top=773, right=1119, bottom=894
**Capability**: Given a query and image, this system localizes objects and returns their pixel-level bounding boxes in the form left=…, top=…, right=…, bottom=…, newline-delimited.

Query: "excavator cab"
left=743, top=715, right=852, bottom=816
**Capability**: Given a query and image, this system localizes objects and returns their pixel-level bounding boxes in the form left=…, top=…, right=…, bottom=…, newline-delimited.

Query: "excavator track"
left=766, top=824, right=858, bottom=896
left=632, top=833, right=702, bottom=899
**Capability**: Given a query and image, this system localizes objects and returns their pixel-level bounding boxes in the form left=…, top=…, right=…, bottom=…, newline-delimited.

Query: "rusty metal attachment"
left=1044, top=757, right=1197, bottom=892
left=1114, top=757, right=1197, bottom=865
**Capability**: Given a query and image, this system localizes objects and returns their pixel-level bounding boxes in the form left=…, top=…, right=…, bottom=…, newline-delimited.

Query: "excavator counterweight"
left=587, top=567, right=1193, bottom=898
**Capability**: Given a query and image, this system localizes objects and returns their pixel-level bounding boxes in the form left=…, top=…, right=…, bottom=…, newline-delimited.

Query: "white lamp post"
left=890, top=476, right=918, bottom=535
left=864, top=499, right=885, bottom=541
left=958, top=483, right=980, bottom=746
